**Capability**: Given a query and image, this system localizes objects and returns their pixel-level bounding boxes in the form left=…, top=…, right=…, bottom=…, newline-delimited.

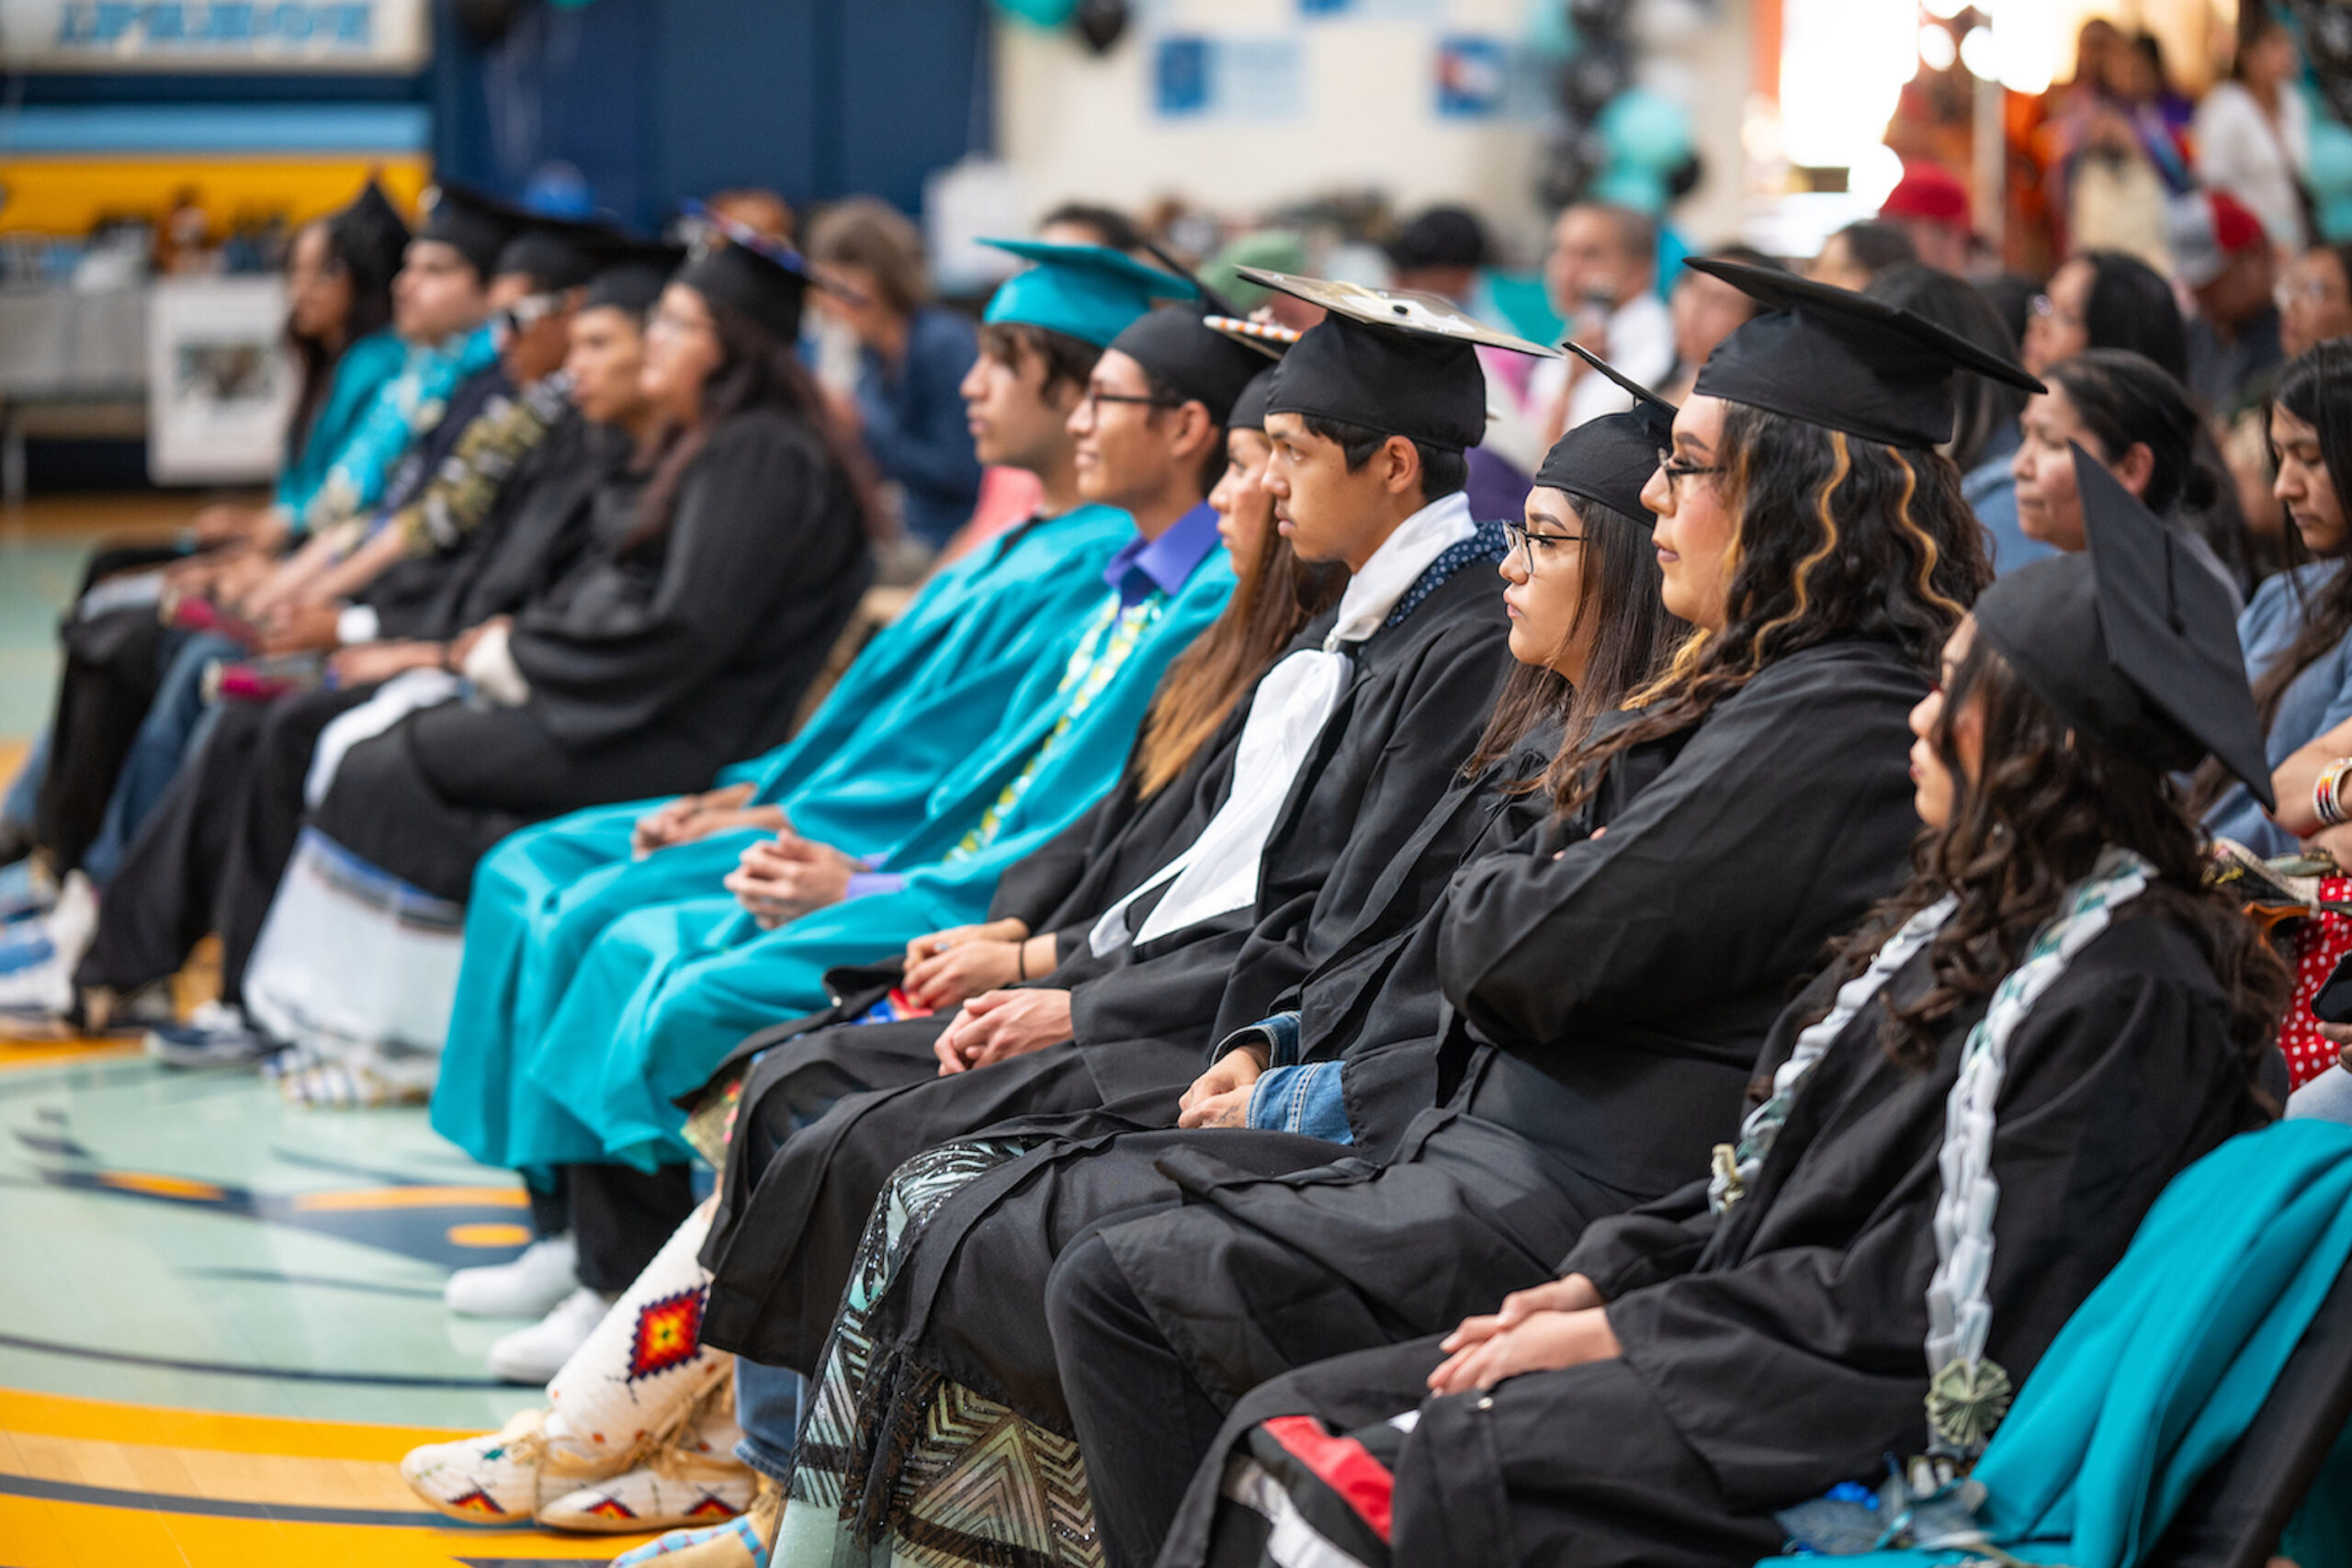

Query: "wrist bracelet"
left=2317, top=757, right=2352, bottom=827
left=1015, top=942, right=1029, bottom=982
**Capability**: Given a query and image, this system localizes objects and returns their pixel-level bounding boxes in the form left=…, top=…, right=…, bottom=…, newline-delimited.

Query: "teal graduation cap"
left=980, top=238, right=1198, bottom=348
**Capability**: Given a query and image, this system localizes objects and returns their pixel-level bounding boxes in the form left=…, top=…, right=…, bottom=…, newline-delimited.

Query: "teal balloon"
left=1590, top=164, right=1668, bottom=214
left=1599, top=87, right=1694, bottom=175
left=1525, top=0, right=1582, bottom=62
left=2321, top=192, right=2352, bottom=245
left=995, top=0, right=1078, bottom=26
left=2310, top=117, right=2352, bottom=200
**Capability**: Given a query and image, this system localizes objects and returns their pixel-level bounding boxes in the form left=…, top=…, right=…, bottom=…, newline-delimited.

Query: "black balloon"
left=1561, top=43, right=1631, bottom=118
left=1536, top=130, right=1604, bottom=209
left=1074, top=0, right=1130, bottom=55
left=1668, top=151, right=1705, bottom=199
left=1567, top=0, right=1632, bottom=37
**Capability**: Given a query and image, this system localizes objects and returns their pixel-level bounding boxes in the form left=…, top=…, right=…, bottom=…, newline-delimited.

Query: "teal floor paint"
left=0, top=540, right=82, bottom=739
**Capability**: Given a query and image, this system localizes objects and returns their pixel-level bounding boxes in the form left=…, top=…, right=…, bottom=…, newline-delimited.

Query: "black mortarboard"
left=1974, top=446, right=2271, bottom=807
left=1228, top=369, right=1279, bottom=434
left=324, top=179, right=410, bottom=291
left=1534, top=342, right=1676, bottom=525
left=1107, top=306, right=1268, bottom=425
left=582, top=241, right=685, bottom=319
left=675, top=198, right=814, bottom=344
left=1239, top=266, right=1555, bottom=451
left=496, top=214, right=622, bottom=291
left=418, top=181, right=524, bottom=282
left=1688, top=256, right=2043, bottom=450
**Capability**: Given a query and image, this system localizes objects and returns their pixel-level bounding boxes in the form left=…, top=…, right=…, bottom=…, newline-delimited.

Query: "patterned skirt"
left=776, top=1135, right=1108, bottom=1568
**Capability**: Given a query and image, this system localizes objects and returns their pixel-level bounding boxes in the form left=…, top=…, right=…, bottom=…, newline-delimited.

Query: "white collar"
left=1324, top=491, right=1477, bottom=652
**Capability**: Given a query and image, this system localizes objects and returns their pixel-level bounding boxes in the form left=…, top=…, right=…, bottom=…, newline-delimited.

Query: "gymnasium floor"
left=0, top=498, right=653, bottom=1564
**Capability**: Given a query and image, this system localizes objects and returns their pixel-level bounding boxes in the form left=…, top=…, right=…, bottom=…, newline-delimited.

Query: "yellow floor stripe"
left=0, top=1387, right=478, bottom=1458
left=292, top=1184, right=529, bottom=1212
left=0, top=1491, right=658, bottom=1565
left=7, top=1426, right=439, bottom=1512
left=0, top=1040, right=140, bottom=1069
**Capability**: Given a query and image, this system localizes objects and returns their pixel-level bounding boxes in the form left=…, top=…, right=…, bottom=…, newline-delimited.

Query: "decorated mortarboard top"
left=675, top=198, right=816, bottom=345
left=1238, top=266, right=1556, bottom=453
left=979, top=238, right=1197, bottom=348
left=418, top=181, right=527, bottom=281
left=1204, top=315, right=1302, bottom=361
left=1105, top=306, right=1269, bottom=426
left=1535, top=341, right=1677, bottom=525
left=582, top=239, right=688, bottom=318
left=1204, top=319, right=1300, bottom=434
left=496, top=210, right=628, bottom=292
left=325, top=179, right=411, bottom=286
left=1973, top=446, right=2270, bottom=807
left=1688, top=256, right=2043, bottom=451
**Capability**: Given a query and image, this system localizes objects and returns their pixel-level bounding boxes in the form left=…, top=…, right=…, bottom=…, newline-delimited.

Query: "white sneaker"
left=487, top=1285, right=615, bottom=1385
left=144, top=999, right=279, bottom=1067
left=0, top=874, right=98, bottom=1019
left=447, top=1233, right=580, bottom=1318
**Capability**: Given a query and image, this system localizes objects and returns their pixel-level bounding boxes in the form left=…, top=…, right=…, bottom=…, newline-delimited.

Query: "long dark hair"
left=628, top=291, right=889, bottom=554
left=1557, top=403, right=1988, bottom=818
left=2045, top=349, right=2251, bottom=585
left=2075, top=252, right=2189, bottom=380
left=285, top=219, right=395, bottom=466
left=1834, top=632, right=2284, bottom=1109
left=1866, top=264, right=2031, bottom=473
left=2190, top=342, right=2352, bottom=810
left=1133, top=456, right=1344, bottom=798
left=1463, top=492, right=1681, bottom=805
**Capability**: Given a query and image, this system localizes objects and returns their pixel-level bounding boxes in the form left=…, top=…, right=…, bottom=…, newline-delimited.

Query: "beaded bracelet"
left=2316, top=756, right=2352, bottom=828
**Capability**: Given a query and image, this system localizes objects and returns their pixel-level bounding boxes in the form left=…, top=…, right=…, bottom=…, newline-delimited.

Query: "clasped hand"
left=901, top=919, right=1035, bottom=1010
left=1176, top=1043, right=1267, bottom=1129
left=723, top=831, right=861, bottom=927
left=932, top=987, right=1074, bottom=1075
left=1425, top=1273, right=1619, bottom=1395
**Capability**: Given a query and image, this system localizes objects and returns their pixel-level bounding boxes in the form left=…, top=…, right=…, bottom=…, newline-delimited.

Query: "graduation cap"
left=418, top=181, right=526, bottom=282
left=1204, top=314, right=1302, bottom=361
left=323, top=179, right=410, bottom=290
left=1106, top=306, right=1270, bottom=425
left=582, top=239, right=686, bottom=319
left=1687, top=256, right=2043, bottom=451
left=496, top=213, right=626, bottom=292
left=674, top=199, right=815, bottom=345
left=1973, top=445, right=2271, bottom=807
left=1238, top=266, right=1556, bottom=452
left=1535, top=342, right=1676, bottom=525
left=980, top=238, right=1197, bottom=348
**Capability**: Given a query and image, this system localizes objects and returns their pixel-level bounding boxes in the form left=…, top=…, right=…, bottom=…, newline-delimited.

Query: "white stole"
left=1089, top=492, right=1477, bottom=956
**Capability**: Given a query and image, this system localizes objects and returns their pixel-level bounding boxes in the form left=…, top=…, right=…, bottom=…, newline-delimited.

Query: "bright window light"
left=1918, top=23, right=1957, bottom=73
left=1960, top=24, right=1998, bottom=81
left=1780, top=0, right=1916, bottom=168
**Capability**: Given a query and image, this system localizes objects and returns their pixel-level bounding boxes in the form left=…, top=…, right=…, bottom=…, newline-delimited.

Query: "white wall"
left=993, top=0, right=1753, bottom=265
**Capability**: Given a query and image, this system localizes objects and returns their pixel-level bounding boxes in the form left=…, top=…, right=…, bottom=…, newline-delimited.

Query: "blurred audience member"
left=1037, top=201, right=1147, bottom=257
left=2021, top=248, right=2188, bottom=379
left=2194, top=1, right=2311, bottom=256
left=2176, top=189, right=2286, bottom=415
left=1808, top=219, right=1916, bottom=292
left=1657, top=243, right=1779, bottom=404
left=706, top=189, right=795, bottom=246
left=1202, top=230, right=1319, bottom=332
left=1878, top=163, right=1974, bottom=275
left=1532, top=201, right=1669, bottom=440
left=2281, top=243, right=2352, bottom=358
left=808, top=198, right=983, bottom=551
left=1385, top=205, right=1501, bottom=322
left=1867, top=263, right=2040, bottom=572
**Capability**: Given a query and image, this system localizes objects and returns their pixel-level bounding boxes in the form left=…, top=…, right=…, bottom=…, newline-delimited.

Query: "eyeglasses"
left=1080, top=386, right=1185, bottom=415
left=2278, top=277, right=2339, bottom=310
left=1656, top=449, right=1725, bottom=496
left=1503, top=520, right=1584, bottom=573
left=2029, top=294, right=2085, bottom=331
left=647, top=302, right=716, bottom=339
left=496, top=290, right=570, bottom=335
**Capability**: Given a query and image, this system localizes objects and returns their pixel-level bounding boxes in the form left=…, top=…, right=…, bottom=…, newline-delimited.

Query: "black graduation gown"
left=314, top=406, right=874, bottom=899
left=695, top=560, right=1517, bottom=1370
left=74, top=416, right=621, bottom=1006
left=1162, top=910, right=2268, bottom=1568
left=792, top=725, right=1568, bottom=1452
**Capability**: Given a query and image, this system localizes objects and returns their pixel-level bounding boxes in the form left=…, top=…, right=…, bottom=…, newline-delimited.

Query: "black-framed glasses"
left=1504, top=519, right=1583, bottom=573
left=1656, top=449, right=1725, bottom=495
left=1081, top=386, right=1185, bottom=415
left=497, top=289, right=571, bottom=335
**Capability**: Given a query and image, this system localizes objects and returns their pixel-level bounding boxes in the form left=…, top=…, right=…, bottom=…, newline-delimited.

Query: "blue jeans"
left=732, top=1359, right=806, bottom=1482
left=81, top=631, right=239, bottom=887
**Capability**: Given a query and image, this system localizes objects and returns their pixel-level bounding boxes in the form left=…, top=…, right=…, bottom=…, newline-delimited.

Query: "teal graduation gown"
left=428, top=505, right=1138, bottom=1176
left=507, top=547, right=1236, bottom=1173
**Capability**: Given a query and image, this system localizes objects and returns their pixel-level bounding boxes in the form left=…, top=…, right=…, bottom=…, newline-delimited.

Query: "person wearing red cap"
left=1879, top=161, right=1974, bottom=274
left=2173, top=187, right=2286, bottom=413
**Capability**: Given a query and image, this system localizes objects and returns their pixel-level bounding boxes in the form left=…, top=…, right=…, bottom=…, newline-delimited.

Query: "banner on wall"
left=1153, top=34, right=1306, bottom=120
left=147, top=276, right=295, bottom=486
left=0, top=1, right=429, bottom=72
